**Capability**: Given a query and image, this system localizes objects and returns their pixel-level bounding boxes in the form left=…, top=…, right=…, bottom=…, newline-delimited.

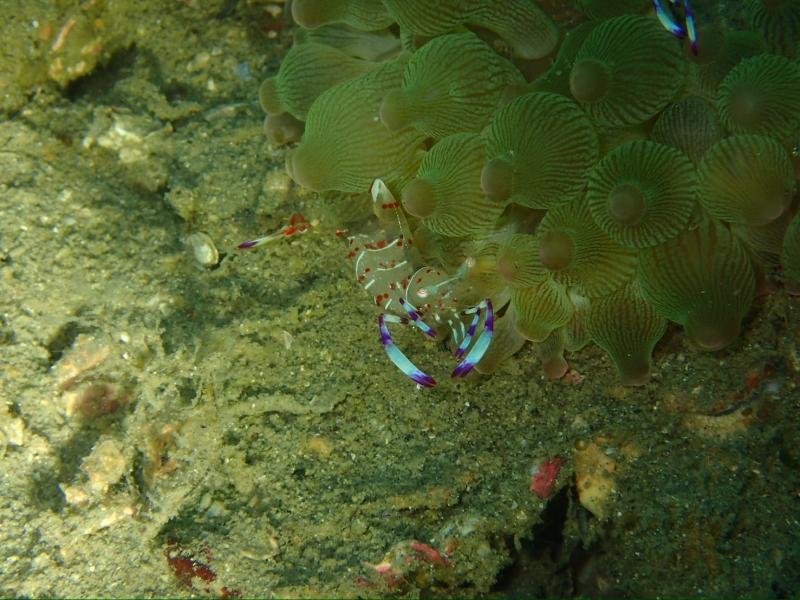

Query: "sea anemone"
left=511, top=278, right=573, bottom=343
left=697, top=134, right=796, bottom=225
left=483, top=92, right=599, bottom=209
left=691, top=30, right=766, bottom=100
left=650, top=96, right=724, bottom=164
left=584, top=282, right=667, bottom=386
left=292, top=23, right=400, bottom=61
left=716, top=53, right=800, bottom=140
left=537, top=197, right=638, bottom=297
left=258, top=42, right=375, bottom=119
left=380, top=0, right=558, bottom=60
left=400, top=132, right=505, bottom=237
left=531, top=21, right=596, bottom=98
left=639, top=217, right=756, bottom=351
left=291, top=0, right=392, bottom=31
left=746, top=0, right=800, bottom=57
left=270, top=1, right=791, bottom=385
left=587, top=140, right=698, bottom=247
left=263, top=112, right=305, bottom=147
left=495, top=233, right=547, bottom=288
left=378, top=32, right=523, bottom=138
left=575, top=0, right=649, bottom=20
left=286, top=59, right=425, bottom=192
left=569, top=15, right=685, bottom=127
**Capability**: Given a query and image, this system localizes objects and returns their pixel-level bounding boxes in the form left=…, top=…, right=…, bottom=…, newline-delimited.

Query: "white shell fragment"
left=187, top=232, right=220, bottom=269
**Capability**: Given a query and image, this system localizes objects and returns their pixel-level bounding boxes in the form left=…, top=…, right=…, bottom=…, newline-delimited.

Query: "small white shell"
left=187, top=232, right=220, bottom=268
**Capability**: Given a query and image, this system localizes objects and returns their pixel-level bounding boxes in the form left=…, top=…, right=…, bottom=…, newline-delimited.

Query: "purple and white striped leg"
left=683, top=0, right=698, bottom=54
left=454, top=306, right=483, bottom=360
left=452, top=300, right=494, bottom=379
left=652, top=0, right=686, bottom=38
left=398, top=297, right=436, bottom=338
left=378, top=314, right=437, bottom=388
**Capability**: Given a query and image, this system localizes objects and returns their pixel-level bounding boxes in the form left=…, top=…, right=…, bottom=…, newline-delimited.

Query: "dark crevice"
left=64, top=45, right=139, bottom=102
left=27, top=428, right=103, bottom=513
left=216, top=0, right=240, bottom=19
left=491, top=486, right=577, bottom=598
left=45, top=320, right=95, bottom=365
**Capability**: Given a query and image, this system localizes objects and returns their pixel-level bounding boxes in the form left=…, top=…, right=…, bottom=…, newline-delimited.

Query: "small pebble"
left=187, top=232, right=220, bottom=269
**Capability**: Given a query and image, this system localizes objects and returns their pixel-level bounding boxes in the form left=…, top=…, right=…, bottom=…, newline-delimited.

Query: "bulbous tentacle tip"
left=718, top=54, right=800, bottom=139
left=608, top=183, right=646, bottom=226
left=258, top=78, right=283, bottom=116
left=496, top=233, right=547, bottom=288
left=569, top=58, right=609, bottom=104
left=542, top=356, right=569, bottom=380
left=538, top=230, right=575, bottom=272
left=379, top=89, right=412, bottom=132
left=291, top=0, right=338, bottom=28
left=481, top=158, right=514, bottom=203
left=728, top=83, right=763, bottom=128
left=685, top=318, right=740, bottom=351
left=264, top=113, right=304, bottom=147
left=618, top=363, right=653, bottom=386
left=401, top=178, right=436, bottom=218
left=285, top=144, right=326, bottom=191
left=496, top=254, right=518, bottom=284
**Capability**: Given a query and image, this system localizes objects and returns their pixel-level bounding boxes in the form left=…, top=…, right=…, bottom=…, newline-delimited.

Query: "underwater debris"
left=81, top=438, right=128, bottom=495
left=165, top=541, right=241, bottom=598
left=0, top=404, right=25, bottom=457
left=60, top=437, right=131, bottom=511
left=64, top=381, right=131, bottom=420
left=573, top=439, right=619, bottom=520
left=529, top=455, right=565, bottom=499
left=187, top=232, right=221, bottom=269
left=363, top=538, right=455, bottom=593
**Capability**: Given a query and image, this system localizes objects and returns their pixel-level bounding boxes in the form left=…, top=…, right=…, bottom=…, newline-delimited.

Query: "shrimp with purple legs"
left=348, top=179, right=494, bottom=388
left=653, top=0, right=698, bottom=55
